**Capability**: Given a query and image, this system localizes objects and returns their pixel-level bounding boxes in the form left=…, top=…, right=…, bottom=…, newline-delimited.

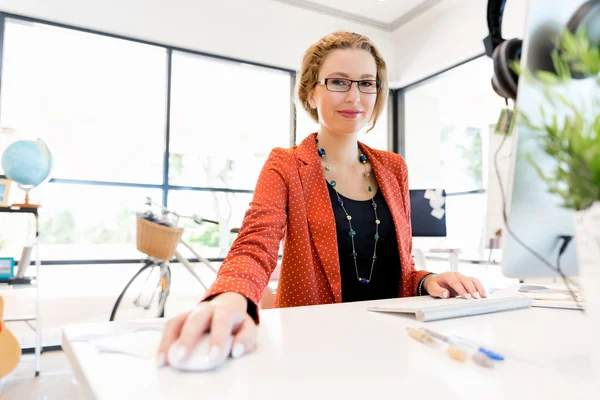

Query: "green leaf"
left=519, top=27, right=600, bottom=210
left=537, top=71, right=560, bottom=84
left=510, top=59, right=522, bottom=76
left=590, top=153, right=600, bottom=185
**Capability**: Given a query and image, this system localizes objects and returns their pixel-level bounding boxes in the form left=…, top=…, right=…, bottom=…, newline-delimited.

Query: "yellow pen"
left=406, top=327, right=466, bottom=361
left=420, top=328, right=495, bottom=368
left=406, top=326, right=475, bottom=364
left=406, top=327, right=436, bottom=345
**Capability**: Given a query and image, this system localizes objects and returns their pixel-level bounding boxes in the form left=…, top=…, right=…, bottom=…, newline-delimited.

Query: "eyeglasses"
left=318, top=78, right=382, bottom=94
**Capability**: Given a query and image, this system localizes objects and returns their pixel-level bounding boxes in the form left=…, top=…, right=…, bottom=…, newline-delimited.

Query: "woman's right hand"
left=156, top=292, right=257, bottom=367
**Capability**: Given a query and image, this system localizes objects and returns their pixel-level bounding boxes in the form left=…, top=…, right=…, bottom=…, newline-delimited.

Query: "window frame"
left=391, top=52, right=488, bottom=196
left=0, top=12, right=295, bottom=264
left=0, top=12, right=394, bottom=264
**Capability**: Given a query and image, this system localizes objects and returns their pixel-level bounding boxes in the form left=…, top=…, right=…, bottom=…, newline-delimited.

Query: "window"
left=167, top=190, right=253, bottom=259
left=168, top=51, right=292, bottom=190
left=0, top=15, right=295, bottom=263
left=39, top=184, right=161, bottom=261
left=0, top=19, right=167, bottom=184
left=402, top=57, right=507, bottom=254
left=360, top=104, right=389, bottom=150
left=295, top=105, right=319, bottom=145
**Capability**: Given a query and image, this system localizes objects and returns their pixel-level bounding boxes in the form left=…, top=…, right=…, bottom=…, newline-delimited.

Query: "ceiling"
left=272, top=0, right=445, bottom=31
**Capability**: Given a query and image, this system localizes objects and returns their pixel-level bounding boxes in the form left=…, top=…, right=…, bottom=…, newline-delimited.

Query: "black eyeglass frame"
left=317, top=78, right=382, bottom=93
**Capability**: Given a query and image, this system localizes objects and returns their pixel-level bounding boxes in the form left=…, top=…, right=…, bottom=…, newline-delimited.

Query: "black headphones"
left=484, top=0, right=600, bottom=101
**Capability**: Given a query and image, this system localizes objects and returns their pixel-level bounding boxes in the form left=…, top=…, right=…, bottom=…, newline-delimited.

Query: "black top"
left=327, top=184, right=401, bottom=302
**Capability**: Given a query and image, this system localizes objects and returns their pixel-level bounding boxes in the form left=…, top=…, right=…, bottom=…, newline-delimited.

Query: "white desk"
left=62, top=297, right=595, bottom=400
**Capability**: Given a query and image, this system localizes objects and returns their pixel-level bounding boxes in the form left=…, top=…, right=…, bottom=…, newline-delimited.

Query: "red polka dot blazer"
left=201, top=133, right=431, bottom=320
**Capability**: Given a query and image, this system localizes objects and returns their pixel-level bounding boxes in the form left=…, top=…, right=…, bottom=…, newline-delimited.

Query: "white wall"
left=392, top=0, right=528, bottom=87
left=0, top=0, right=395, bottom=75
left=404, top=92, right=442, bottom=188
left=0, top=0, right=530, bottom=97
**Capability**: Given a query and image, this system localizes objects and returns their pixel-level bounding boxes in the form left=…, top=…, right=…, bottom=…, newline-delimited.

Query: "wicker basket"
left=136, top=215, right=183, bottom=260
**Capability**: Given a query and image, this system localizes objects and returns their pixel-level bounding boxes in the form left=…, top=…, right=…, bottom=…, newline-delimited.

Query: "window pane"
left=22, top=184, right=162, bottom=260
left=440, top=126, right=483, bottom=191
left=404, top=57, right=504, bottom=191
left=412, top=193, right=487, bottom=257
left=404, top=57, right=505, bottom=256
left=169, top=52, right=292, bottom=189
left=295, top=106, right=318, bottom=145
left=359, top=102, right=389, bottom=150
left=167, top=190, right=253, bottom=259
left=444, top=193, right=486, bottom=253
left=0, top=19, right=167, bottom=184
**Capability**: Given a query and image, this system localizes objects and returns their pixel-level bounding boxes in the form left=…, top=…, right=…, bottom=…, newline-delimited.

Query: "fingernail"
left=442, top=291, right=449, bottom=299
left=157, top=353, right=166, bottom=368
left=231, top=343, right=245, bottom=359
left=208, top=345, right=221, bottom=362
left=474, top=292, right=481, bottom=299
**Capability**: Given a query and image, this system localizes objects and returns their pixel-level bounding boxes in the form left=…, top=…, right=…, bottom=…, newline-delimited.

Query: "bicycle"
left=109, top=197, right=225, bottom=321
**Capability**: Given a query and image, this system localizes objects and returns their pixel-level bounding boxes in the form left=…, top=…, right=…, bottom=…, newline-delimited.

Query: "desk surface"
left=62, top=296, right=595, bottom=400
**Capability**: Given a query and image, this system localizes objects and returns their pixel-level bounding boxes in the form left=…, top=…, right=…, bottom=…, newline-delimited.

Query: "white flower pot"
left=573, top=201, right=600, bottom=394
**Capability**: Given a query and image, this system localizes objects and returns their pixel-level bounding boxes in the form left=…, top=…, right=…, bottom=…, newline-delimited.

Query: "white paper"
left=430, top=208, right=445, bottom=220
left=93, top=330, right=163, bottom=359
left=429, top=197, right=445, bottom=209
left=424, top=189, right=435, bottom=200
left=489, top=283, right=521, bottom=298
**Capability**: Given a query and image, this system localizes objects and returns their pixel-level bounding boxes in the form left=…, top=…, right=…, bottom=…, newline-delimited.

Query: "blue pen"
left=420, top=329, right=504, bottom=364
left=451, top=335, right=505, bottom=361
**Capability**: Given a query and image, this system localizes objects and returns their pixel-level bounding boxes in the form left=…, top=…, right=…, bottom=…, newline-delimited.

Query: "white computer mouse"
left=167, top=334, right=233, bottom=372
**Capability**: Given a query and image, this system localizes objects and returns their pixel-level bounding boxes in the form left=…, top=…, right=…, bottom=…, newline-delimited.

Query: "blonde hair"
left=296, top=31, right=388, bottom=133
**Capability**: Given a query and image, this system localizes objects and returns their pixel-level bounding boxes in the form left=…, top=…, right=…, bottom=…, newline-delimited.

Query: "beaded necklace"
left=317, top=139, right=380, bottom=284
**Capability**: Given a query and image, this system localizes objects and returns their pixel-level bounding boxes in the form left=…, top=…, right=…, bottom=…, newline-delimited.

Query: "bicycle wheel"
left=110, top=259, right=171, bottom=321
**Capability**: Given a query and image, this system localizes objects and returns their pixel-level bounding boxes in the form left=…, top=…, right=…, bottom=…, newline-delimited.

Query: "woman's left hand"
left=422, top=272, right=486, bottom=299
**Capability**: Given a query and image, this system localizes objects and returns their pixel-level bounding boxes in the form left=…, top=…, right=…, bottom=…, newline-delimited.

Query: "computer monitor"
left=499, top=1, right=592, bottom=279
left=409, top=189, right=447, bottom=237
left=499, top=119, right=579, bottom=279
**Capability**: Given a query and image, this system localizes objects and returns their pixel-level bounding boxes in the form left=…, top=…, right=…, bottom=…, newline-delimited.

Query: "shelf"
left=0, top=206, right=38, bottom=215
left=4, top=314, right=36, bottom=322
left=0, top=206, right=42, bottom=376
left=0, top=277, right=36, bottom=285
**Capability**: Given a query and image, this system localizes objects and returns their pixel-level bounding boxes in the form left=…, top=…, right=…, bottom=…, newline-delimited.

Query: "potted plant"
left=517, top=27, right=600, bottom=388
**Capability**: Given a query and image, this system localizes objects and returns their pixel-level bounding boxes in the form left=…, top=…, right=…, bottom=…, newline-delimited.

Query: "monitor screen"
left=410, top=189, right=447, bottom=237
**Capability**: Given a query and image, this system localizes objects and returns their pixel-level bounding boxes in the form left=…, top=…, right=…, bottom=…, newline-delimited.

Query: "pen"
left=420, top=328, right=496, bottom=368
left=406, top=327, right=436, bottom=345
left=406, top=327, right=467, bottom=362
left=449, top=334, right=505, bottom=361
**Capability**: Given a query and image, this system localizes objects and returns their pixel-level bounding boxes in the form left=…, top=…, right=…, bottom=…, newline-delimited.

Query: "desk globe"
left=1, top=139, right=53, bottom=208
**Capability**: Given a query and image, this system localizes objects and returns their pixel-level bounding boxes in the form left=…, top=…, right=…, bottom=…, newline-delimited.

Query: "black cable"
left=556, top=246, right=584, bottom=311
left=493, top=125, right=585, bottom=312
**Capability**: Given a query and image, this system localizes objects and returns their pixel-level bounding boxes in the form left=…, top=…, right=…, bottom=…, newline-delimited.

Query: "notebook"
left=518, top=284, right=586, bottom=310
left=367, top=295, right=532, bottom=322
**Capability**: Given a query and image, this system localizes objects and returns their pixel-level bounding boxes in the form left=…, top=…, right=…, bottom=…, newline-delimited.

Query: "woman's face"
left=309, top=48, right=379, bottom=136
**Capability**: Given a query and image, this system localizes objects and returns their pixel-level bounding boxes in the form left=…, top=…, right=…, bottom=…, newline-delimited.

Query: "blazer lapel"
left=359, top=144, right=410, bottom=289
left=296, top=133, right=342, bottom=303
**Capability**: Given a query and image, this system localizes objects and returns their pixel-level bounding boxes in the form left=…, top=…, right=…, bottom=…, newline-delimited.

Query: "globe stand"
left=11, top=193, right=40, bottom=209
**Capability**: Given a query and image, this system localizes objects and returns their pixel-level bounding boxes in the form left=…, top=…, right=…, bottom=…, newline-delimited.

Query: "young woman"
left=157, top=31, right=486, bottom=367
